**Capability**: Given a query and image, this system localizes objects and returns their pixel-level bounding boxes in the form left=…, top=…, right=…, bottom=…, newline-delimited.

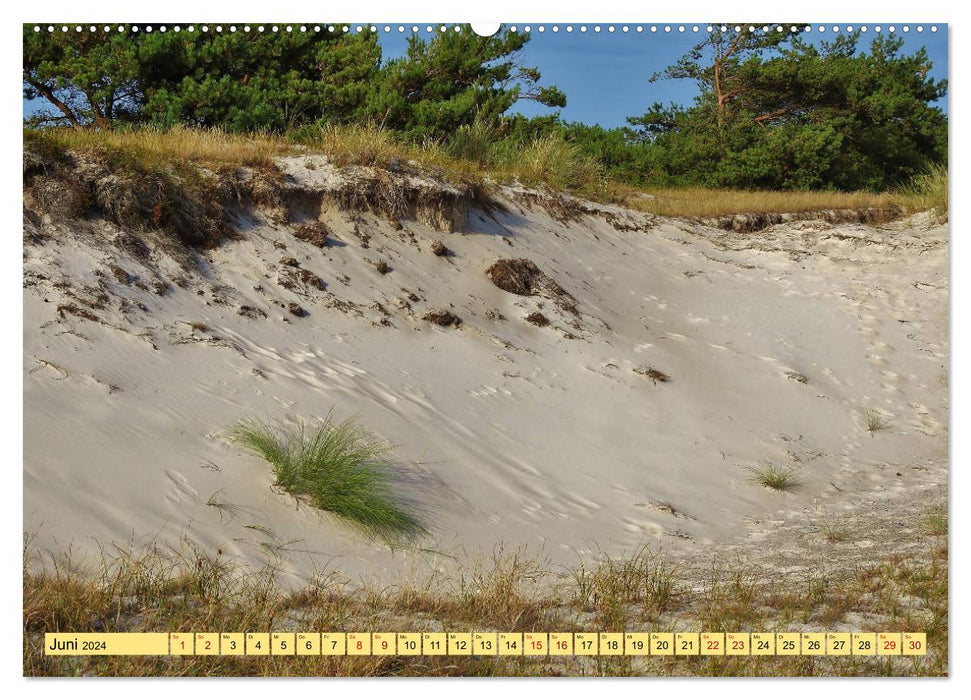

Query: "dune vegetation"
left=25, top=125, right=945, bottom=224
left=24, top=497, right=947, bottom=677
left=231, top=415, right=427, bottom=543
left=22, top=22, right=949, bottom=681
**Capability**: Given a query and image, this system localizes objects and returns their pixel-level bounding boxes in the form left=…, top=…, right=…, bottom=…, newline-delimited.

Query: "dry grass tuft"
left=898, top=164, right=948, bottom=223
left=513, top=135, right=606, bottom=196
left=747, top=462, right=803, bottom=492
left=23, top=509, right=948, bottom=677
left=570, top=545, right=677, bottom=630
left=25, top=127, right=944, bottom=224
left=863, top=408, right=890, bottom=434
left=27, top=125, right=288, bottom=169
left=310, top=123, right=411, bottom=169
left=628, top=187, right=903, bottom=220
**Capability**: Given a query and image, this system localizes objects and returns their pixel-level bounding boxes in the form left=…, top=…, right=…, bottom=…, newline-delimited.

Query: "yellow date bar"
left=45, top=633, right=170, bottom=656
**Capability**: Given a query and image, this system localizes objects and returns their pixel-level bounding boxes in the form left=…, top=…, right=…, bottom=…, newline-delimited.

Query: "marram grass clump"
left=747, top=462, right=803, bottom=492
left=231, top=415, right=426, bottom=543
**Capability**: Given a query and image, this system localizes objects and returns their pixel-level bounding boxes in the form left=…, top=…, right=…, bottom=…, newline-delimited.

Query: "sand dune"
left=23, top=155, right=948, bottom=587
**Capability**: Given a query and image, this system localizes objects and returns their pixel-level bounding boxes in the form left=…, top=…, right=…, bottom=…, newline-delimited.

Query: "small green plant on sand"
left=747, top=462, right=802, bottom=492
left=231, top=414, right=426, bottom=543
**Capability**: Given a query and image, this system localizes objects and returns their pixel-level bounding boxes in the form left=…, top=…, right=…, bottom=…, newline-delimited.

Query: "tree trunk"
left=25, top=79, right=81, bottom=127
left=713, top=58, right=724, bottom=127
left=85, top=90, right=112, bottom=130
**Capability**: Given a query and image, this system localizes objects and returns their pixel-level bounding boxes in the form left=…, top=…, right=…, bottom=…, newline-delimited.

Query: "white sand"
left=23, top=157, right=948, bottom=587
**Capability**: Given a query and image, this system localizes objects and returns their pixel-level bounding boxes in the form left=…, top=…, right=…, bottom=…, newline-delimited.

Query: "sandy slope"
left=23, top=156, right=948, bottom=587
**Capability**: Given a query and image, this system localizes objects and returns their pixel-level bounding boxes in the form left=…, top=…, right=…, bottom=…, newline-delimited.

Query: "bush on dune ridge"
left=28, top=125, right=943, bottom=221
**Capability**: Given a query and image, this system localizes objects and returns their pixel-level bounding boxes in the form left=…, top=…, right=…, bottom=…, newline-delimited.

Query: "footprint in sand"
left=562, top=493, right=602, bottom=515
left=819, top=367, right=844, bottom=387
left=880, top=370, right=903, bottom=394
left=399, top=384, right=433, bottom=410
left=329, top=358, right=368, bottom=378
left=507, top=457, right=543, bottom=477
left=840, top=433, right=863, bottom=452
left=521, top=499, right=545, bottom=519
left=469, top=385, right=500, bottom=398
left=164, top=469, right=199, bottom=504
left=271, top=395, right=297, bottom=410
left=867, top=353, right=889, bottom=367
left=621, top=516, right=667, bottom=536
left=915, top=415, right=945, bottom=436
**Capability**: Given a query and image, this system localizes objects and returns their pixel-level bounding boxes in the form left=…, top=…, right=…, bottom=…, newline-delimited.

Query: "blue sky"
left=24, top=25, right=947, bottom=129
left=378, top=25, right=949, bottom=128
